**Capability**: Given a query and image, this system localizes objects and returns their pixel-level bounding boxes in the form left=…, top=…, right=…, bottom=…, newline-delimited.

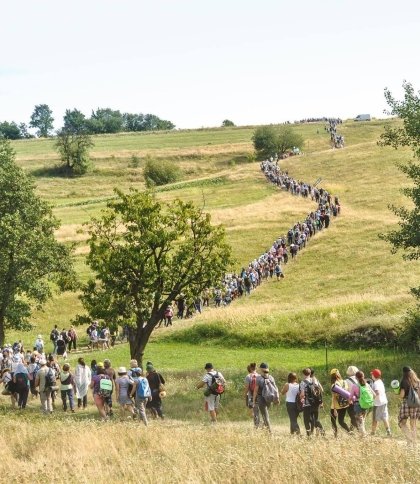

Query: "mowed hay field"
left=3, top=120, right=420, bottom=483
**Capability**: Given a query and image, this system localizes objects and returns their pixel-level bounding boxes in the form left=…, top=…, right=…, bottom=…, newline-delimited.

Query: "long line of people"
left=170, top=161, right=342, bottom=317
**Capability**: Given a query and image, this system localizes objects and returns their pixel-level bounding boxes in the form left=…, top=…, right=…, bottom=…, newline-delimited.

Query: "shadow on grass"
left=31, top=165, right=78, bottom=178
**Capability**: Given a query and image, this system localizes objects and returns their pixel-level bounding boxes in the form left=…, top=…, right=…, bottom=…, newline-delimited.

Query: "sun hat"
left=346, top=366, right=359, bottom=377
left=370, top=369, right=381, bottom=379
left=37, top=334, right=42, bottom=339
left=96, top=362, right=104, bottom=368
left=330, top=368, right=339, bottom=375
left=118, top=366, right=127, bottom=374
left=204, top=363, right=213, bottom=370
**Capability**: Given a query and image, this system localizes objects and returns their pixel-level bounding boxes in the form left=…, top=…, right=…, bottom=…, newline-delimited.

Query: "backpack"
left=358, top=384, right=374, bottom=410
left=98, top=375, right=113, bottom=397
left=136, top=377, right=151, bottom=399
left=14, top=373, right=28, bottom=391
left=406, top=385, right=420, bottom=408
left=208, top=372, right=225, bottom=395
left=50, top=330, right=58, bottom=342
left=306, top=380, right=323, bottom=406
left=248, top=373, right=257, bottom=394
left=295, top=391, right=304, bottom=413
left=45, top=368, right=57, bottom=389
left=262, top=376, right=279, bottom=404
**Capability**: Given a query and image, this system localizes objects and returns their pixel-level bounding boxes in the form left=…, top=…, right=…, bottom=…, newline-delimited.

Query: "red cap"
left=371, top=369, right=381, bottom=378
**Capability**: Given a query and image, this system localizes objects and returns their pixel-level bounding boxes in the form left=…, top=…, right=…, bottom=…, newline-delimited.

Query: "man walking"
left=197, top=363, right=225, bottom=423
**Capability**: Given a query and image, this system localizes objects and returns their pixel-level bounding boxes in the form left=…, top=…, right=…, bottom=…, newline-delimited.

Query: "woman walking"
left=281, top=372, right=300, bottom=435
left=60, top=363, right=75, bottom=412
left=330, top=368, right=351, bottom=437
left=244, top=363, right=260, bottom=429
left=348, top=370, right=375, bottom=436
left=115, top=367, right=135, bottom=419
left=90, top=365, right=112, bottom=420
left=398, top=366, right=420, bottom=443
left=13, top=362, right=30, bottom=410
left=75, top=358, right=91, bottom=409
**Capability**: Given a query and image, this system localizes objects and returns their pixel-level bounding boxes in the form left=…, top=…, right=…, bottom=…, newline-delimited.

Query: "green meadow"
left=2, top=119, right=419, bottom=483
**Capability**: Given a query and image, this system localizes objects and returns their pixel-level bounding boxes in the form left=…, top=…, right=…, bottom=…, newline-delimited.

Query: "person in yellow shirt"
left=330, top=368, right=351, bottom=437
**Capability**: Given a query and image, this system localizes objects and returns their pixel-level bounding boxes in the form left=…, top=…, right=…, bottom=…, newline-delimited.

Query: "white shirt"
left=372, top=379, right=387, bottom=406
left=286, top=382, right=299, bottom=403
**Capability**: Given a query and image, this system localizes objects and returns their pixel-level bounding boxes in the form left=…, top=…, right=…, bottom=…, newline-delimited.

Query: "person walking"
left=398, top=366, right=419, bottom=444
left=50, top=325, right=59, bottom=354
left=370, top=368, right=391, bottom=437
left=252, top=363, right=279, bottom=433
left=330, top=368, right=351, bottom=437
left=13, top=362, right=30, bottom=410
left=309, top=368, right=325, bottom=436
left=67, top=326, right=77, bottom=352
left=197, top=362, right=225, bottom=424
left=130, top=367, right=151, bottom=426
left=345, top=366, right=359, bottom=431
left=75, top=357, right=91, bottom=409
left=244, top=363, right=260, bottom=429
left=348, top=370, right=375, bottom=436
left=115, top=366, right=135, bottom=419
left=90, top=364, right=112, bottom=421
left=146, top=362, right=166, bottom=420
left=35, top=357, right=53, bottom=415
left=60, top=363, right=75, bottom=412
left=281, top=372, right=300, bottom=435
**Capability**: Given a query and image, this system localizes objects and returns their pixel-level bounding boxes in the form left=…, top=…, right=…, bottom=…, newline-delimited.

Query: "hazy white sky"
left=1, top=0, right=419, bottom=129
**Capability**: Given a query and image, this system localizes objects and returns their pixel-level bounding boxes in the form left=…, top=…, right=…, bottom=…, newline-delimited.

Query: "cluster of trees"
left=0, top=104, right=175, bottom=140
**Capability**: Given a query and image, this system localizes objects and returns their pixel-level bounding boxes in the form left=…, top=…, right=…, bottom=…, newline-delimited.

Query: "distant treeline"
left=0, top=105, right=175, bottom=139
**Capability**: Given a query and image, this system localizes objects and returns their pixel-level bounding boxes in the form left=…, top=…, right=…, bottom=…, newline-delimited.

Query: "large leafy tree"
left=80, top=190, right=232, bottom=365
left=63, top=108, right=88, bottom=134
left=55, top=129, right=94, bottom=176
left=252, top=125, right=304, bottom=159
left=0, top=139, right=76, bottom=345
left=29, top=104, right=54, bottom=137
left=379, top=81, right=420, bottom=300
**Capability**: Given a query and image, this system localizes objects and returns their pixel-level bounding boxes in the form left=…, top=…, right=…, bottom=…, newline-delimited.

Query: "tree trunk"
left=0, top=316, right=5, bottom=347
left=129, top=317, right=158, bottom=368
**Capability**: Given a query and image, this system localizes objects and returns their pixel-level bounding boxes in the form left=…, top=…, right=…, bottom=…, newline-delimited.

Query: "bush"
left=143, top=158, right=181, bottom=187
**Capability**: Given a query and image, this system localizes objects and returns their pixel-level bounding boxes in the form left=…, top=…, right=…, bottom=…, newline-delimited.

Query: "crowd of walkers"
left=325, top=119, right=344, bottom=148
left=0, top=343, right=166, bottom=425
left=1, top=341, right=419, bottom=443
left=240, top=362, right=419, bottom=442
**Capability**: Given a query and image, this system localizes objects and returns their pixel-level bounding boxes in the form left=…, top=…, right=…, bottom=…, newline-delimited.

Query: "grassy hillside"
left=3, top=120, right=419, bottom=482
left=8, top=119, right=419, bottom=350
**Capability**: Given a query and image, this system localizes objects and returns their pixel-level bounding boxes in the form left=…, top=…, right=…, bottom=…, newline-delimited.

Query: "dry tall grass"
left=1, top=416, right=418, bottom=483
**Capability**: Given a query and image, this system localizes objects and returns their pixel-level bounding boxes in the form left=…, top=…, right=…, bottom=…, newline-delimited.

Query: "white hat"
left=39, top=358, right=47, bottom=365
left=37, top=334, right=42, bottom=339
left=118, top=366, right=127, bottom=374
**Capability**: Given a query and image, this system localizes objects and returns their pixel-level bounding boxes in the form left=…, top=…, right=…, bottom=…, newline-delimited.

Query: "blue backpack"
left=136, top=377, right=151, bottom=399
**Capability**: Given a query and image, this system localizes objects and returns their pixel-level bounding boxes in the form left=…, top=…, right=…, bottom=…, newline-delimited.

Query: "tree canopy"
left=79, top=190, right=233, bottom=365
left=29, top=104, right=54, bottom=137
left=55, top=128, right=94, bottom=176
left=378, top=81, right=420, bottom=300
left=252, top=125, right=304, bottom=159
left=0, top=139, right=76, bottom=345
